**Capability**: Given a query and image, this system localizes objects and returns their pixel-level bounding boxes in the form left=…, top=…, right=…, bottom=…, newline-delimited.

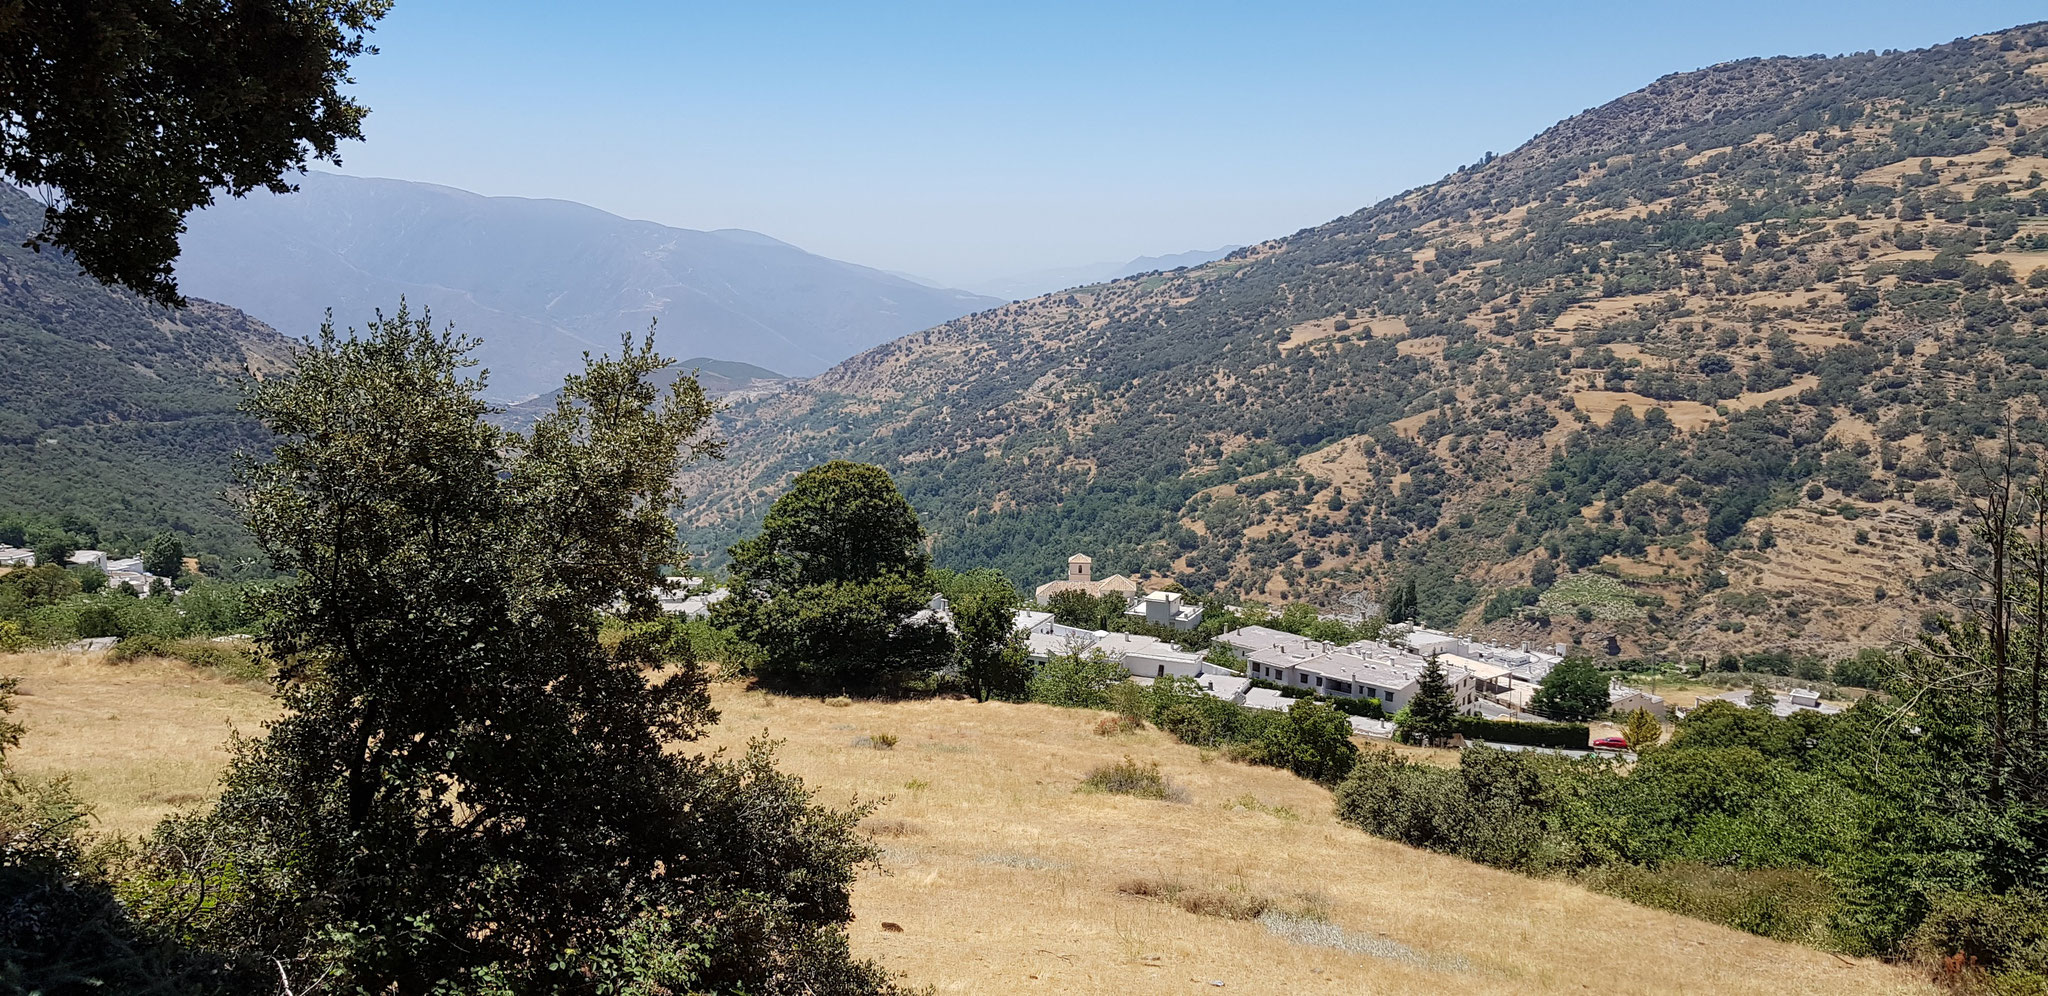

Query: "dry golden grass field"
left=5, top=649, right=277, bottom=835
left=2, top=651, right=1933, bottom=995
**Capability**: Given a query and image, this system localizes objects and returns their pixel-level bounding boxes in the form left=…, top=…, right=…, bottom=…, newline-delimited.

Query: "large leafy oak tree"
left=718, top=461, right=951, bottom=693
left=135, top=308, right=898, bottom=994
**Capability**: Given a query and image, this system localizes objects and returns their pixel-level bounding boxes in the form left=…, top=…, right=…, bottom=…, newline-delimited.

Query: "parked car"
left=1591, top=736, right=1630, bottom=751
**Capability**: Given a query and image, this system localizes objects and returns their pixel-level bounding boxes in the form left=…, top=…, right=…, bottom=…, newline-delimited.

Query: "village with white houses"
left=0, top=544, right=175, bottom=596
left=656, top=552, right=1845, bottom=750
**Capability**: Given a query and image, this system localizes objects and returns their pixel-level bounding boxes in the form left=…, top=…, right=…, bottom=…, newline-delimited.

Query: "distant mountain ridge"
left=487, top=357, right=789, bottom=433
left=173, top=173, right=1002, bottom=397
left=974, top=245, right=1243, bottom=300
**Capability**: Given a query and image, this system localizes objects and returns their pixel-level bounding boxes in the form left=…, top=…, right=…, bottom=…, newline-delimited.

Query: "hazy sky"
left=324, top=1, right=2045, bottom=290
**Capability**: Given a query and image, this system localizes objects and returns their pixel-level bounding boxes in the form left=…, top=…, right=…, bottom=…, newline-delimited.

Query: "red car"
left=1591, top=736, right=1630, bottom=751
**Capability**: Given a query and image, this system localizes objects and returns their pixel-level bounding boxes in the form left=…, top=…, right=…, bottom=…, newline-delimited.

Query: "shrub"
left=1105, top=680, right=1146, bottom=723
left=107, top=634, right=171, bottom=661
left=73, top=604, right=124, bottom=639
left=1079, top=756, right=1188, bottom=802
left=1029, top=650, right=1130, bottom=709
left=1230, top=699, right=1359, bottom=785
left=107, top=635, right=266, bottom=681
left=853, top=733, right=897, bottom=750
left=1329, top=696, right=1385, bottom=719
left=1454, top=717, right=1591, bottom=749
left=1906, top=888, right=2048, bottom=984
left=1579, top=863, right=1840, bottom=947
left=1095, top=714, right=1141, bottom=736
left=824, top=695, right=853, bottom=708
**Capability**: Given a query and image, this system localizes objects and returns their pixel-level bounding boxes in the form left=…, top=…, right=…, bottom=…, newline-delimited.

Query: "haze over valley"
left=173, top=172, right=1003, bottom=397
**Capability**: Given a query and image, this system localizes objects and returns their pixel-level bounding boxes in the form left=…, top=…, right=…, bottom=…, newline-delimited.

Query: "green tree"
left=31, top=536, right=75, bottom=569
left=1045, top=587, right=1107, bottom=628
left=1622, top=707, right=1662, bottom=751
left=1749, top=679, right=1778, bottom=713
left=1533, top=657, right=1610, bottom=722
left=1238, top=698, right=1360, bottom=784
left=1402, top=656, right=1460, bottom=746
left=1384, top=578, right=1420, bottom=624
left=141, top=531, right=184, bottom=579
left=0, top=1, right=391, bottom=303
left=136, top=309, right=895, bottom=993
left=718, top=461, right=951, bottom=693
left=1028, top=650, right=1130, bottom=709
left=937, top=568, right=1031, bottom=701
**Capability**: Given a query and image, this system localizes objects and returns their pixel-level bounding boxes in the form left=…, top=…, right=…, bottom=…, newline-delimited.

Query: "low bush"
left=1079, top=757, right=1187, bottom=803
left=852, top=733, right=898, bottom=750
left=107, top=635, right=265, bottom=681
left=1454, top=717, right=1589, bottom=749
left=1095, top=714, right=1141, bottom=736
left=1906, top=888, right=2048, bottom=990
left=1577, top=863, right=1838, bottom=947
left=1329, top=696, right=1385, bottom=719
left=1029, top=650, right=1130, bottom=709
left=1116, top=876, right=1303, bottom=922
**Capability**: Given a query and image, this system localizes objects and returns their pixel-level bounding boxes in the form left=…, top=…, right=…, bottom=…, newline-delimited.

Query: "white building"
left=653, top=577, right=728, bottom=619
left=1092, top=631, right=1207, bottom=679
left=1711, top=687, right=1842, bottom=718
left=1234, top=632, right=1482, bottom=714
left=1211, top=624, right=1320, bottom=659
left=67, top=549, right=108, bottom=572
left=1193, top=671, right=1250, bottom=703
left=0, top=547, right=34, bottom=567
left=1125, top=590, right=1204, bottom=631
left=1402, top=627, right=1565, bottom=683
left=1609, top=682, right=1669, bottom=718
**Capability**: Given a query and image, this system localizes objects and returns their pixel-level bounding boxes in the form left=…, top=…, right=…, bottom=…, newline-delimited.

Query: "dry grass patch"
left=0, top=653, right=1939, bottom=994
left=696, top=686, right=1934, bottom=995
left=1117, top=876, right=1276, bottom=921
left=1, top=650, right=278, bottom=836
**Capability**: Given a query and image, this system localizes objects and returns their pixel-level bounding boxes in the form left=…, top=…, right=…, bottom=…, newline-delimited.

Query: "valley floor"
left=1, top=652, right=1934, bottom=995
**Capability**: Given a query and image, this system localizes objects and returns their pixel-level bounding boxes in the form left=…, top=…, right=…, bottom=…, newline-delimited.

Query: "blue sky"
left=327, top=1, right=2046, bottom=290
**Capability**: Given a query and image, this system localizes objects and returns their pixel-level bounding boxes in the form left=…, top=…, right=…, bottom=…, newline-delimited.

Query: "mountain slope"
left=684, top=23, right=2048, bottom=662
left=488, top=357, right=789, bottom=434
left=173, top=173, right=1002, bottom=397
left=976, top=245, right=1243, bottom=301
left=0, top=186, right=293, bottom=564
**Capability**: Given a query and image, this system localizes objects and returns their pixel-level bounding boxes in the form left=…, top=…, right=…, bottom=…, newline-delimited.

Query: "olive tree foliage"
left=134, top=307, right=898, bottom=994
left=718, top=461, right=951, bottom=693
left=0, top=1, right=391, bottom=304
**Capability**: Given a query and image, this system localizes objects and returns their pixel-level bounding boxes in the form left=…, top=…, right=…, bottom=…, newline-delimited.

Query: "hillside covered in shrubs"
left=684, top=23, right=2048, bottom=663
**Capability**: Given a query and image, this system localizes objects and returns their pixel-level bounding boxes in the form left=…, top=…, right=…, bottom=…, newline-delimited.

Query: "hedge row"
left=1455, top=717, right=1589, bottom=749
